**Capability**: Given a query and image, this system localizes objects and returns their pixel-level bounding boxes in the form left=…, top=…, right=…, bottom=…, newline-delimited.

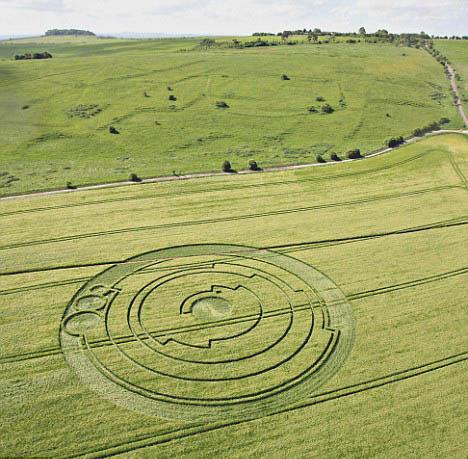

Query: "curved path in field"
left=446, top=64, right=468, bottom=127
left=1, top=130, right=467, bottom=202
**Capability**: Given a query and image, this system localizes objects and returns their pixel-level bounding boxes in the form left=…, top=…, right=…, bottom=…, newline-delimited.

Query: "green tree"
left=359, top=27, right=366, bottom=35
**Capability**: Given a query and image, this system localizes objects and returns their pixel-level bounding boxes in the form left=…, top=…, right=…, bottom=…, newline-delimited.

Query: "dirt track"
left=1, top=130, right=467, bottom=202
left=446, top=64, right=468, bottom=127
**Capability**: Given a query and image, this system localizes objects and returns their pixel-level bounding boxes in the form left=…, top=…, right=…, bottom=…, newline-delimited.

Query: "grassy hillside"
left=0, top=37, right=461, bottom=195
left=435, top=39, right=468, bottom=113
left=0, top=133, right=467, bottom=457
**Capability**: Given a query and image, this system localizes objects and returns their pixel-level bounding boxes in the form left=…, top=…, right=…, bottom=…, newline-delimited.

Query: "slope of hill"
left=0, top=37, right=461, bottom=195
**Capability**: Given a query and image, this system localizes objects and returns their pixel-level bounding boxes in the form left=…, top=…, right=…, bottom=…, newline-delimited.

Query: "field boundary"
left=1, top=130, right=467, bottom=202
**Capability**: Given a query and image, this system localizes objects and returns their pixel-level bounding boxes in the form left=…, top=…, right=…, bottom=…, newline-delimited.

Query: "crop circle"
left=60, top=244, right=355, bottom=421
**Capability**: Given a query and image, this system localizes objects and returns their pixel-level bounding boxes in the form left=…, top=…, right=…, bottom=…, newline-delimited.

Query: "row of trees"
left=45, top=29, right=95, bottom=36
left=14, top=52, right=52, bottom=60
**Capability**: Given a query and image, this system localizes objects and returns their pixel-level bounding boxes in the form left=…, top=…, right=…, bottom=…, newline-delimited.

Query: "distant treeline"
left=15, top=52, right=53, bottom=60
left=254, top=28, right=468, bottom=41
left=201, top=29, right=467, bottom=51
left=45, top=29, right=95, bottom=36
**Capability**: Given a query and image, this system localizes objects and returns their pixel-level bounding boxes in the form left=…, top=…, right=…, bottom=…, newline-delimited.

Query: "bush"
left=15, top=51, right=52, bottom=60
left=439, top=117, right=450, bottom=124
left=316, top=154, right=326, bottom=163
left=222, top=160, right=232, bottom=172
left=215, top=100, right=229, bottom=108
left=167, top=86, right=173, bottom=91
left=308, top=106, right=318, bottom=113
left=248, top=160, right=260, bottom=171
left=413, top=121, right=441, bottom=137
left=321, top=103, right=334, bottom=114
left=66, top=181, right=76, bottom=190
left=21, top=105, right=30, bottom=110
left=129, top=173, right=141, bottom=182
left=387, top=136, right=405, bottom=148
left=169, top=94, right=177, bottom=101
left=330, top=153, right=341, bottom=161
left=109, top=126, right=119, bottom=134
left=347, top=149, right=362, bottom=159
left=281, top=74, right=290, bottom=80
left=316, top=96, right=325, bottom=102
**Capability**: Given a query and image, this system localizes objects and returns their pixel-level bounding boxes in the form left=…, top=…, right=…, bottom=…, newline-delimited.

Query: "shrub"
left=387, top=136, right=405, bottom=148
left=215, top=100, right=229, bottom=108
left=281, top=74, right=290, bottom=80
left=169, top=94, right=177, bottom=101
left=413, top=128, right=424, bottom=137
left=66, top=181, right=76, bottom=190
left=308, top=106, right=318, bottom=113
left=222, top=160, right=232, bottom=172
left=129, top=173, right=141, bottom=182
left=21, top=105, right=30, bottom=110
left=316, top=154, right=326, bottom=163
left=347, top=149, right=362, bottom=159
left=109, top=126, right=119, bottom=134
left=330, top=153, right=341, bottom=161
left=321, top=103, right=334, bottom=114
left=167, top=86, right=173, bottom=91
left=439, top=117, right=450, bottom=124
left=248, top=160, right=260, bottom=171
left=316, top=96, right=325, bottom=102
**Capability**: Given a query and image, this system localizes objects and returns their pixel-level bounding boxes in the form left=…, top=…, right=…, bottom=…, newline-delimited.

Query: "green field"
left=0, top=36, right=462, bottom=195
left=1, top=133, right=467, bottom=457
left=435, top=39, right=468, bottom=113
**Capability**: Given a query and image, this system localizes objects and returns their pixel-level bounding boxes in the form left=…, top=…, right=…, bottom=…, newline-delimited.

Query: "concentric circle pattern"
left=60, top=244, right=355, bottom=421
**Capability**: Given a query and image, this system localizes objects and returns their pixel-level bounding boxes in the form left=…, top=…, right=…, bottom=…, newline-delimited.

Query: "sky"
left=0, top=0, right=466, bottom=37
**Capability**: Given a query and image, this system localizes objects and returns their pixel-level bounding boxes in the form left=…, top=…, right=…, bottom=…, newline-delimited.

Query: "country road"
left=447, top=64, right=468, bottom=127
left=1, top=130, right=466, bottom=202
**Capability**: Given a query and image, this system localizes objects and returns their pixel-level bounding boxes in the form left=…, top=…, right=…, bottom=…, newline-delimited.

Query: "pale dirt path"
left=1, top=130, right=466, bottom=203
left=446, top=64, right=468, bottom=127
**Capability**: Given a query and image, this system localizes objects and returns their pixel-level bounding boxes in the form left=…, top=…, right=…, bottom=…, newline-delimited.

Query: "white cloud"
left=0, top=0, right=466, bottom=36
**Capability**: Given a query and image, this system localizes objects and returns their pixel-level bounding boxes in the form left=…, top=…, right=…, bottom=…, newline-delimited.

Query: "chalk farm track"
left=0, top=133, right=467, bottom=457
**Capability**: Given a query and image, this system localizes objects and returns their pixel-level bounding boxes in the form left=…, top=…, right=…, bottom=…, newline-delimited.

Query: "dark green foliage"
left=321, top=103, right=334, bottom=113
left=222, top=160, right=232, bottom=172
left=15, top=51, right=52, bottom=60
left=330, top=153, right=341, bottom=161
left=439, top=117, right=450, bottom=124
left=129, top=173, right=141, bottom=182
left=413, top=121, right=442, bottom=137
left=347, top=149, right=362, bottom=159
left=66, top=181, right=77, bottom=190
left=200, top=38, right=216, bottom=48
left=45, top=29, right=95, bottom=36
left=248, top=160, right=260, bottom=171
left=316, top=96, right=325, bottom=102
left=169, top=95, right=177, bottom=101
left=109, top=126, right=119, bottom=134
left=281, top=74, right=290, bottom=80
left=387, top=136, right=405, bottom=148
left=215, top=100, right=229, bottom=108
left=316, top=154, right=326, bottom=163
left=308, top=106, right=318, bottom=113
left=21, top=105, right=30, bottom=110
